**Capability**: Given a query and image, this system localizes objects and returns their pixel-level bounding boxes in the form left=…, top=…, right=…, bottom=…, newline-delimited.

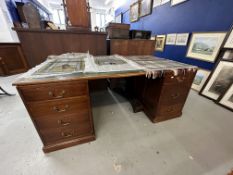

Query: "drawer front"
left=163, top=71, right=195, bottom=85
left=34, top=110, right=90, bottom=130
left=28, top=96, right=89, bottom=118
left=40, top=121, right=92, bottom=144
left=20, top=81, right=88, bottom=101
left=159, top=85, right=190, bottom=105
left=157, top=103, right=183, bottom=117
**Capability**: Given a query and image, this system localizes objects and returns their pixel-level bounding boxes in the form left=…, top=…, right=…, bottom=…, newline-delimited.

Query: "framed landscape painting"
left=130, top=2, right=140, bottom=22
left=166, top=33, right=177, bottom=45
left=201, top=61, right=233, bottom=100
left=155, top=35, right=166, bottom=52
left=176, top=33, right=189, bottom=46
left=192, top=69, right=210, bottom=92
left=140, top=0, right=153, bottom=18
left=218, top=84, right=233, bottom=111
left=186, top=32, right=227, bottom=63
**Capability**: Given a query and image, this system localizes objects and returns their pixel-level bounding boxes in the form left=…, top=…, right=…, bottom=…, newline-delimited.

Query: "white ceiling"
left=89, top=0, right=113, bottom=10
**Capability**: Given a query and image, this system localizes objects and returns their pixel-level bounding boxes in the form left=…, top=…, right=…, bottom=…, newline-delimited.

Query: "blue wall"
left=116, top=0, right=233, bottom=70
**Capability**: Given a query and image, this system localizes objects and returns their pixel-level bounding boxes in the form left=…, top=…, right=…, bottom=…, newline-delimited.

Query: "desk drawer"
left=20, top=81, right=88, bottom=101
left=40, top=121, right=92, bottom=144
left=34, top=111, right=90, bottom=130
left=157, top=103, right=183, bottom=117
left=28, top=96, right=89, bottom=118
left=163, top=72, right=194, bottom=85
left=159, top=85, right=189, bottom=105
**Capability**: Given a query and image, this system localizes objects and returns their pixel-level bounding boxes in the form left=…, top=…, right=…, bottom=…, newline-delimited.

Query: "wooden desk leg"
left=0, top=86, right=15, bottom=96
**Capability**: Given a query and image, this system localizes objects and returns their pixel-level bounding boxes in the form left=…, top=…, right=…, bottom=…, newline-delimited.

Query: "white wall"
left=0, top=0, right=19, bottom=43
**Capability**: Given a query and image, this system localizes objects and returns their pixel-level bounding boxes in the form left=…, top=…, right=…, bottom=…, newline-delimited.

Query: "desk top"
left=13, top=54, right=197, bottom=86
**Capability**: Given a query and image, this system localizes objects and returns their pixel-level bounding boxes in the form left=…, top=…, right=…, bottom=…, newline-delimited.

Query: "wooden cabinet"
left=108, top=39, right=155, bottom=56
left=142, top=71, right=196, bottom=123
left=64, top=0, right=90, bottom=29
left=0, top=43, right=28, bottom=76
left=17, top=80, right=95, bottom=153
left=15, top=29, right=107, bottom=68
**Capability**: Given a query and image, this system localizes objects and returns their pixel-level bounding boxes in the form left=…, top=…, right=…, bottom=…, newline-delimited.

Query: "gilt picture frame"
left=200, top=61, right=233, bottom=100
left=140, top=0, right=153, bottom=18
left=130, top=2, right=140, bottom=22
left=217, top=84, right=233, bottom=111
left=186, top=32, right=227, bottom=63
left=155, top=35, right=166, bottom=52
left=192, top=69, right=211, bottom=92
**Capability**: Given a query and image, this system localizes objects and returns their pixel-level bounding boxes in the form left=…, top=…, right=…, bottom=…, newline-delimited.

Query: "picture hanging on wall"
left=217, top=84, right=233, bottom=111
left=166, top=33, right=177, bottom=45
left=176, top=33, right=189, bottom=46
left=186, top=32, right=227, bottom=63
left=115, top=13, right=122, bottom=23
left=155, top=35, right=166, bottom=52
left=153, top=0, right=161, bottom=8
left=161, top=0, right=170, bottom=5
left=191, top=69, right=210, bottom=92
left=171, top=0, right=188, bottom=6
left=130, top=2, right=140, bottom=22
left=200, top=61, right=233, bottom=100
left=224, top=27, right=233, bottom=49
left=140, top=0, right=153, bottom=18
left=222, top=50, right=233, bottom=61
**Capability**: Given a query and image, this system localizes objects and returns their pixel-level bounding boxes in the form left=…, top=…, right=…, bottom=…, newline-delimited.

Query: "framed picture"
left=200, top=61, right=233, bottom=100
left=171, top=0, right=187, bottom=6
left=166, top=33, right=177, bottom=45
left=191, top=69, right=210, bottom=92
left=153, top=0, right=161, bottom=8
left=217, top=84, right=233, bottom=111
left=176, top=33, right=189, bottom=46
left=224, top=27, right=233, bottom=49
left=222, top=50, right=233, bottom=61
left=186, top=32, right=227, bottom=63
left=130, top=2, right=140, bottom=22
left=115, top=13, right=122, bottom=23
left=140, top=0, right=153, bottom=18
left=161, top=0, right=170, bottom=5
left=155, top=35, right=166, bottom=51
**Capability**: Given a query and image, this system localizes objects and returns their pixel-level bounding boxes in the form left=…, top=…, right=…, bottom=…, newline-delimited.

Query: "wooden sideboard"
left=0, top=43, right=28, bottom=76
left=14, top=28, right=107, bottom=68
left=108, top=39, right=155, bottom=55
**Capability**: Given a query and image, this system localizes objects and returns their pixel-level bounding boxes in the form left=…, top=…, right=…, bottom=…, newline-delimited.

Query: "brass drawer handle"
left=171, top=93, right=180, bottom=99
left=49, top=90, right=66, bottom=99
left=61, top=132, right=73, bottom=138
left=166, top=108, right=174, bottom=112
left=53, top=105, right=69, bottom=113
left=58, top=120, right=71, bottom=126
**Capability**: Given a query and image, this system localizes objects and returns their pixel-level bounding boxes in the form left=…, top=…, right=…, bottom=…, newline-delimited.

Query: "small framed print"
left=186, top=32, right=227, bottom=63
left=222, top=50, right=233, bottom=61
left=115, top=13, right=123, bottom=23
left=192, top=69, right=211, bottom=92
left=217, top=84, right=233, bottom=111
left=171, top=0, right=188, bottom=6
left=155, top=35, right=166, bottom=52
left=166, top=34, right=177, bottom=45
left=200, top=61, right=233, bottom=100
left=140, top=0, right=153, bottom=18
left=176, top=33, right=189, bottom=46
left=224, top=28, right=233, bottom=49
left=130, top=2, right=140, bottom=22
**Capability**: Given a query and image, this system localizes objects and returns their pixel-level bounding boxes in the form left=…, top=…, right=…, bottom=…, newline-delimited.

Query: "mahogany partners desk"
left=14, top=61, right=196, bottom=153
